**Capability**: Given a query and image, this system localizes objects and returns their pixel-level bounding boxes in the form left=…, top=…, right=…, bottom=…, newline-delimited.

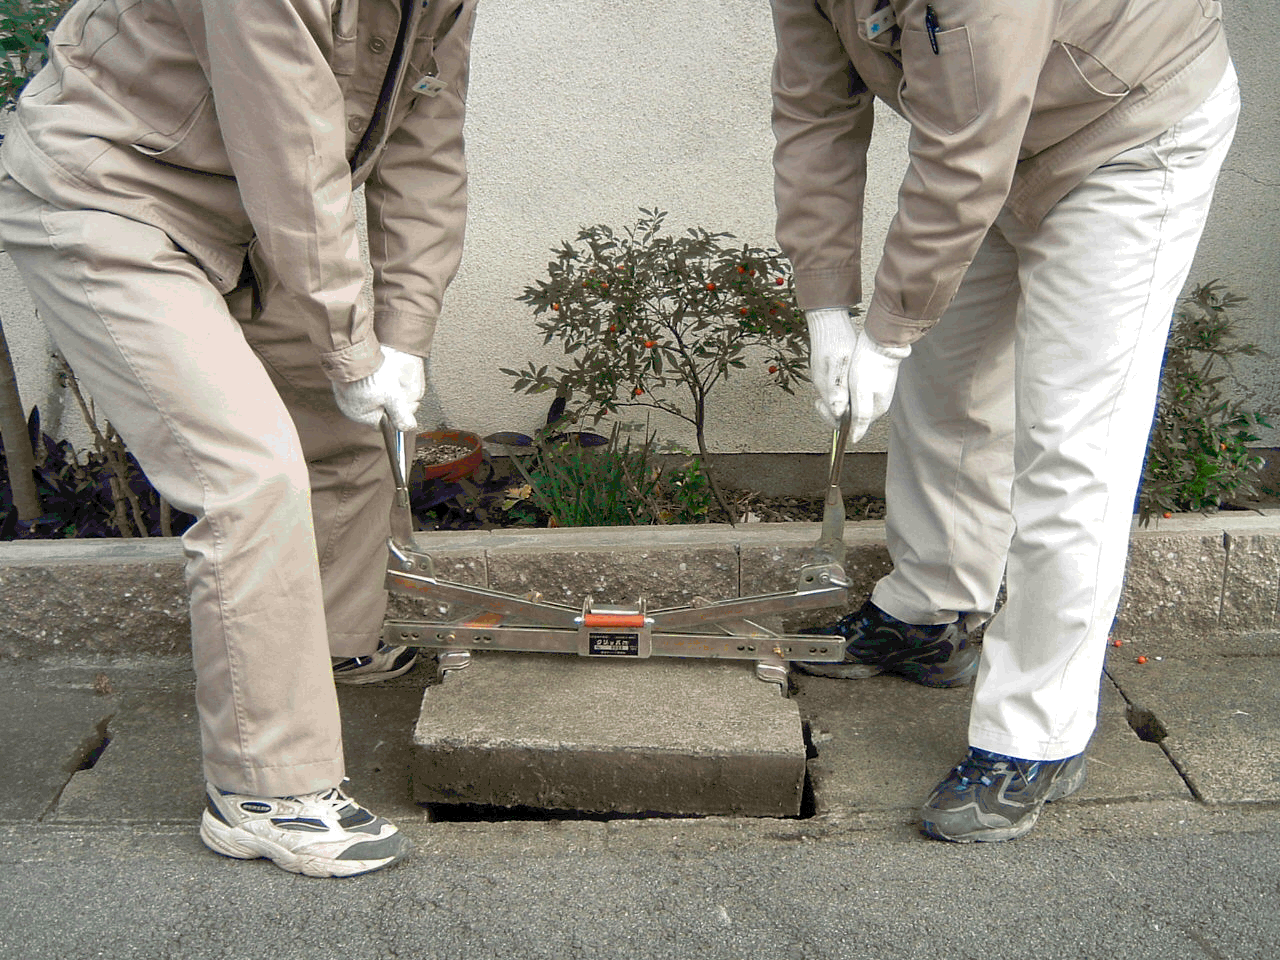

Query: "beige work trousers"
left=872, top=63, right=1239, bottom=761
left=0, top=176, right=394, bottom=796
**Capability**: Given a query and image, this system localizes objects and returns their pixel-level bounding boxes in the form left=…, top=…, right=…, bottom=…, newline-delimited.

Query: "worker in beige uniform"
left=771, top=0, right=1236, bottom=841
left=0, top=0, right=477, bottom=876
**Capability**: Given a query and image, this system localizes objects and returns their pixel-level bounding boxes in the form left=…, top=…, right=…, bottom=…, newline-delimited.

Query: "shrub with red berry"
left=504, top=208, right=810, bottom=518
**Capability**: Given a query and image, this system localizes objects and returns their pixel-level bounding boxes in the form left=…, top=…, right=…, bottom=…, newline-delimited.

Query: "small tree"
left=505, top=208, right=810, bottom=519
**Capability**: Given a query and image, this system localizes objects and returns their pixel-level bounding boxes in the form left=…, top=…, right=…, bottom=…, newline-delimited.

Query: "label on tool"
left=587, top=632, right=641, bottom=656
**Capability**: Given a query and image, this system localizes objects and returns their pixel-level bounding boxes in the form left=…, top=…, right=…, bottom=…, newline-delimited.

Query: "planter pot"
left=413, top=429, right=484, bottom=483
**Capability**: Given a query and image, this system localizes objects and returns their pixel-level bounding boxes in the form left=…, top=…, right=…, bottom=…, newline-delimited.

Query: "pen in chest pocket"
left=926, top=4, right=940, bottom=54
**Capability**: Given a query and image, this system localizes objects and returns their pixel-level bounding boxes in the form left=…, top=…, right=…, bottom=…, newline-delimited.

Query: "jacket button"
left=368, top=36, right=386, bottom=53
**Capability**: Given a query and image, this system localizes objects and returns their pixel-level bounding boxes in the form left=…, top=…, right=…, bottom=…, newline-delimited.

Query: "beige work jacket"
left=771, top=0, right=1230, bottom=347
left=2, top=0, right=477, bottom=382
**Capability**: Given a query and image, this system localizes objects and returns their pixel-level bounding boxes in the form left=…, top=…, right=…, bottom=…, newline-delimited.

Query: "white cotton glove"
left=806, top=307, right=911, bottom=442
left=332, top=344, right=425, bottom=432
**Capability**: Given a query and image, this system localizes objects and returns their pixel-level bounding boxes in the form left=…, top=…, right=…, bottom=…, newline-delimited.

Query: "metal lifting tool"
left=378, top=414, right=854, bottom=695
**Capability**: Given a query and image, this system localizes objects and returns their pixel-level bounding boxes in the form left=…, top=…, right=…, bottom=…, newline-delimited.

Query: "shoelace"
left=954, top=750, right=1025, bottom=788
left=285, top=786, right=351, bottom=811
left=956, top=750, right=1054, bottom=789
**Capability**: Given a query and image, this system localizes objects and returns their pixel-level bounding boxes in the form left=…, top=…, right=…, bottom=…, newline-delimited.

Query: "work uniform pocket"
left=1052, top=42, right=1130, bottom=100
left=330, top=0, right=359, bottom=76
left=899, top=24, right=979, bottom=134
left=407, top=35, right=438, bottom=91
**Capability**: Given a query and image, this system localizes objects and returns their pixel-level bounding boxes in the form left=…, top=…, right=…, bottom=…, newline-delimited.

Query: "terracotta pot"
left=413, top=429, right=484, bottom=482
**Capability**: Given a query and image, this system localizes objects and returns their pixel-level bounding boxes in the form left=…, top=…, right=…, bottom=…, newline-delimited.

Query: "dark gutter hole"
left=1126, top=703, right=1169, bottom=743
left=74, top=716, right=113, bottom=771
left=425, top=803, right=706, bottom=823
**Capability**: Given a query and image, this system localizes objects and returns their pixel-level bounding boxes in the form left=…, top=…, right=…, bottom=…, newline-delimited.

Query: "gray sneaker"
left=200, top=782, right=413, bottom=877
left=793, top=599, right=978, bottom=687
left=332, top=642, right=418, bottom=685
left=921, top=748, right=1087, bottom=843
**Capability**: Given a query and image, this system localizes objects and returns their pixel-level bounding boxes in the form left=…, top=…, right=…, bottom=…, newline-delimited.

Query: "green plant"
left=657, top=454, right=714, bottom=524
left=505, top=208, right=810, bottom=521
left=1138, top=280, right=1272, bottom=526
left=504, top=423, right=665, bottom=529
left=1, top=405, right=196, bottom=539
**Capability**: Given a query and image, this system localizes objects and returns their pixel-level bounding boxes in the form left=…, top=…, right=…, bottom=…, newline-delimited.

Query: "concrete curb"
left=2, top=512, right=1279, bottom=659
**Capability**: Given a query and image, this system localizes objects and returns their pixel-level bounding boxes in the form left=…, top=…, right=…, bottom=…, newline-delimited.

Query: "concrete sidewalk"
left=5, top=635, right=1275, bottom=834
left=3, top=643, right=1280, bottom=960
left=2, top=515, right=1279, bottom=958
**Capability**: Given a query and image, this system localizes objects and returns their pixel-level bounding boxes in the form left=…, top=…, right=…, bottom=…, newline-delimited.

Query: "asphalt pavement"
left=3, top=645, right=1278, bottom=960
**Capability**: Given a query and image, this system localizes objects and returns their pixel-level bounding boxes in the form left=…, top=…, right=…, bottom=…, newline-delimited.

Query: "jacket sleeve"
left=195, top=0, right=376, bottom=382
left=363, top=2, right=475, bottom=360
left=866, top=0, right=1057, bottom=346
left=770, top=0, right=875, bottom=313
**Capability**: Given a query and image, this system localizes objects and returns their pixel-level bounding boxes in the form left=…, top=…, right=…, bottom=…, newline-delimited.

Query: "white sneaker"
left=332, top=642, right=419, bottom=685
left=200, top=782, right=412, bottom=877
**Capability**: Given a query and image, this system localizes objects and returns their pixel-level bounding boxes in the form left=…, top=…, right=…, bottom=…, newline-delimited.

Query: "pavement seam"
left=1102, top=669, right=1205, bottom=803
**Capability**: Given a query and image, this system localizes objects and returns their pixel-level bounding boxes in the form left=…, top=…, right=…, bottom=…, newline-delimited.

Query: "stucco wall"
left=1, top=0, right=1275, bottom=460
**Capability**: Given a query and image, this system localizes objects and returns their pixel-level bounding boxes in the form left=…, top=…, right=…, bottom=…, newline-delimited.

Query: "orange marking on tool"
left=582, top=613, right=647, bottom=628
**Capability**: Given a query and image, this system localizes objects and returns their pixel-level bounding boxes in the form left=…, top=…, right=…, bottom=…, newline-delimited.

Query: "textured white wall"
left=1184, top=0, right=1280, bottom=444
left=429, top=0, right=905, bottom=454
left=1, top=0, right=1275, bottom=459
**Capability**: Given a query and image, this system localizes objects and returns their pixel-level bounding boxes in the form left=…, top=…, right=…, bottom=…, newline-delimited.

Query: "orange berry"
left=768, top=365, right=778, bottom=373
left=737, top=266, right=747, bottom=274
left=1136, top=656, right=1148, bottom=664
left=551, top=303, right=560, bottom=311
left=644, top=340, right=656, bottom=348
left=633, top=387, right=644, bottom=396
left=705, top=282, right=716, bottom=292
left=1162, top=512, right=1172, bottom=519
left=608, top=324, right=617, bottom=332
left=1112, top=638, right=1123, bottom=647
left=775, top=277, right=785, bottom=286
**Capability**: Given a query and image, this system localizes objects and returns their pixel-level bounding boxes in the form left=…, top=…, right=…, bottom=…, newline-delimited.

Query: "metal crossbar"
left=379, top=415, right=854, bottom=693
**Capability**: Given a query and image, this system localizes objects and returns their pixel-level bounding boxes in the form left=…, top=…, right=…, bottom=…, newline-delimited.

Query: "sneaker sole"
left=790, top=660, right=885, bottom=680
left=199, top=812, right=412, bottom=877
left=791, top=642, right=978, bottom=688
left=333, top=651, right=419, bottom=686
left=920, top=757, right=1088, bottom=843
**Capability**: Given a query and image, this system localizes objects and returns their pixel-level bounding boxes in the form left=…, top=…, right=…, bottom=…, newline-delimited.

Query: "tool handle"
left=826, top=408, right=852, bottom=493
left=816, top=410, right=852, bottom=563
left=381, top=416, right=416, bottom=551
